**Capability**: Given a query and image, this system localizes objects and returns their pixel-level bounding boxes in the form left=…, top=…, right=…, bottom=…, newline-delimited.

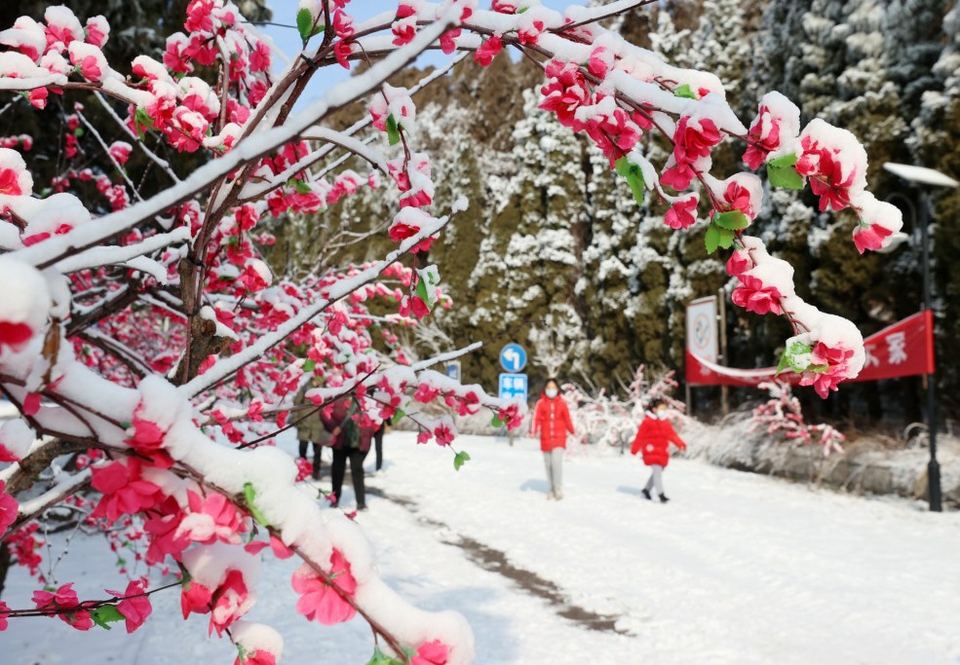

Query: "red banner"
left=686, top=310, right=935, bottom=387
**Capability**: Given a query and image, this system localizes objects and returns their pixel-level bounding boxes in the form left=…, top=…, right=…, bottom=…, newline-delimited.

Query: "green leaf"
left=775, top=351, right=791, bottom=376
left=453, top=450, right=471, bottom=471
left=296, top=8, right=315, bottom=43
left=74, top=127, right=85, bottom=138
left=302, top=359, right=316, bottom=373
left=716, top=226, right=736, bottom=250
left=674, top=83, right=697, bottom=99
left=243, top=482, right=270, bottom=526
left=712, top=210, right=750, bottom=231
left=386, top=114, right=401, bottom=146
left=391, top=408, right=406, bottom=425
left=91, top=605, right=125, bottom=630
left=766, top=153, right=804, bottom=190
left=491, top=414, right=504, bottom=428
left=134, top=108, right=154, bottom=139
left=704, top=224, right=722, bottom=254
left=366, top=647, right=405, bottom=665
left=614, top=156, right=646, bottom=207
left=292, top=179, right=312, bottom=195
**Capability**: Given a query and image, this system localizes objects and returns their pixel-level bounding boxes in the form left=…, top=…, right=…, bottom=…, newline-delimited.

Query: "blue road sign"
left=445, top=361, right=461, bottom=381
left=499, top=343, right=527, bottom=372
left=498, top=373, right=528, bottom=401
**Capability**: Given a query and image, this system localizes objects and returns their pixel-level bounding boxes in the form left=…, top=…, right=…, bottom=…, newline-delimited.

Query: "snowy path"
left=2, top=431, right=959, bottom=664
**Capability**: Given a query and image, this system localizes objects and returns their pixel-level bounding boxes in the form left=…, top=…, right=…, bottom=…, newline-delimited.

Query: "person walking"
left=530, top=378, right=575, bottom=500
left=373, top=421, right=387, bottom=473
left=630, top=398, right=687, bottom=503
left=294, top=378, right=330, bottom=480
left=323, top=395, right=375, bottom=511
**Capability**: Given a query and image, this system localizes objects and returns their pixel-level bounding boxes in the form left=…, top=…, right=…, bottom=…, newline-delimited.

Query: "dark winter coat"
left=631, top=413, right=686, bottom=467
left=294, top=385, right=332, bottom=445
left=531, top=394, right=575, bottom=452
left=322, top=397, right=375, bottom=453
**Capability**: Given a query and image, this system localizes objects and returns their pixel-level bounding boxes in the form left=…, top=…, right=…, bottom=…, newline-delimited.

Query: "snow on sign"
left=499, top=373, right=528, bottom=401
left=499, top=343, right=527, bottom=372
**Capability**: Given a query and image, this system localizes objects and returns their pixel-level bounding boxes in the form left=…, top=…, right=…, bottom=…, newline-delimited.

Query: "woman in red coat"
left=529, top=378, right=575, bottom=500
left=630, top=398, right=686, bottom=503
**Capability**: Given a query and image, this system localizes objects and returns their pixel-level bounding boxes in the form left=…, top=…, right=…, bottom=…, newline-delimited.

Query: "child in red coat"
left=630, top=399, right=687, bottom=503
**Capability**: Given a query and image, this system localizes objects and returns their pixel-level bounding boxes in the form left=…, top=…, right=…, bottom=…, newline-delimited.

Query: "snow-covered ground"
left=2, top=430, right=959, bottom=664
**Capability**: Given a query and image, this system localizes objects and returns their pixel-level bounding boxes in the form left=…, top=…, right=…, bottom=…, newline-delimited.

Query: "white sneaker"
left=554, top=490, right=563, bottom=500
left=547, top=491, right=556, bottom=500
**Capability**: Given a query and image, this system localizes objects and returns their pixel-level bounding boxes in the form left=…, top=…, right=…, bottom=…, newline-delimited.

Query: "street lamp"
left=882, top=162, right=958, bottom=512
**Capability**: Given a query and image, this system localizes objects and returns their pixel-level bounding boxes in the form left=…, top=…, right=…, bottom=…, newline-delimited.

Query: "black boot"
left=641, top=489, right=652, bottom=500
left=659, top=494, right=670, bottom=504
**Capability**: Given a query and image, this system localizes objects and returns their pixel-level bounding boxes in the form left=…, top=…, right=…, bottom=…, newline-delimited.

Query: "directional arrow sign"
left=499, top=343, right=527, bottom=372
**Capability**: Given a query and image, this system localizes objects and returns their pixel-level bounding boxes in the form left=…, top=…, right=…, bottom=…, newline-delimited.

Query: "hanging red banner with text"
left=685, top=310, right=935, bottom=387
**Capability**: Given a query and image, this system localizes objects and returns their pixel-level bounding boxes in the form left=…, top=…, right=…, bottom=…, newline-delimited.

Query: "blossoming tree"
left=0, top=0, right=903, bottom=663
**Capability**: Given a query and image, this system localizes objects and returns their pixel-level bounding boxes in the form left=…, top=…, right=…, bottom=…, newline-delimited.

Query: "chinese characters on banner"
left=686, top=310, right=935, bottom=387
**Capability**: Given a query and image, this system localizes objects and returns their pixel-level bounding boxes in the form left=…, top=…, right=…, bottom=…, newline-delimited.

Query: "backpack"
left=340, top=398, right=361, bottom=449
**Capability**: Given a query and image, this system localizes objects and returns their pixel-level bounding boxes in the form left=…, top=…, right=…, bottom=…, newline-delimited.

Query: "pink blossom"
left=742, top=104, right=782, bottom=169
left=799, top=342, right=856, bottom=398
left=392, top=16, right=417, bottom=46
left=236, top=650, right=277, bottom=665
left=852, top=222, right=893, bottom=254
left=0, top=480, right=18, bottom=534
left=433, top=424, right=455, bottom=447
left=0, top=321, right=34, bottom=353
left=0, top=167, right=23, bottom=196
left=176, top=490, right=246, bottom=545
left=795, top=135, right=857, bottom=212
left=84, top=16, right=109, bottom=48
left=209, top=569, right=251, bottom=636
left=722, top=180, right=757, bottom=219
left=32, top=582, right=93, bottom=631
left=143, top=496, right=191, bottom=565
left=90, top=458, right=163, bottom=523
left=0, top=600, right=9, bottom=631
left=105, top=579, right=152, bottom=633
left=108, top=141, right=132, bottom=164
left=539, top=60, right=589, bottom=127
left=27, top=88, right=49, bottom=110
left=731, top=274, right=783, bottom=316
left=334, top=40, right=356, bottom=69
left=70, top=52, right=102, bottom=81
left=412, top=639, right=450, bottom=665
left=474, top=35, right=503, bottom=67
left=664, top=194, right=698, bottom=230
left=725, top=250, right=752, bottom=278
left=180, top=578, right=213, bottom=618
left=414, top=383, right=441, bottom=403
left=185, top=0, right=215, bottom=33
left=291, top=549, right=357, bottom=625
left=440, top=28, right=462, bottom=55
left=417, top=429, right=433, bottom=445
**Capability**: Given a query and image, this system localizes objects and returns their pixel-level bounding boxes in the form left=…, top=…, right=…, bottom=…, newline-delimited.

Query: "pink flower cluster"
left=660, top=116, right=722, bottom=190
left=726, top=250, right=784, bottom=317
left=799, top=342, right=857, bottom=399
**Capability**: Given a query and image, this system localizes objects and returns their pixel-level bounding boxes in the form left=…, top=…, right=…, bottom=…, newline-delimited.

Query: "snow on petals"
left=731, top=274, right=783, bottom=316
left=291, top=549, right=357, bottom=625
left=795, top=119, right=868, bottom=213
left=0, top=256, right=50, bottom=355
left=664, top=193, right=699, bottom=230
left=176, top=490, right=247, bottom=545
left=412, top=639, right=451, bottom=665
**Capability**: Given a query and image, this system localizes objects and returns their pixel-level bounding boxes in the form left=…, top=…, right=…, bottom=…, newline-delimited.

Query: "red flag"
left=686, top=310, right=935, bottom=386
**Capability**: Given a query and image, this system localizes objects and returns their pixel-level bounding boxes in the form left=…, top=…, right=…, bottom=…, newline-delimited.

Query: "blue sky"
left=258, top=0, right=586, bottom=100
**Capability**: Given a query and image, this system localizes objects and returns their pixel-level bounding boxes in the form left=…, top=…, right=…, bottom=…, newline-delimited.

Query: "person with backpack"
left=323, top=394, right=375, bottom=511
left=529, top=378, right=575, bottom=500
left=630, top=398, right=687, bottom=503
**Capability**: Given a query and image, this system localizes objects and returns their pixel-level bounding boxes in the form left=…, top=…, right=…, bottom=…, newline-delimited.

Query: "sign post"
left=685, top=296, right=718, bottom=415
left=444, top=360, right=461, bottom=382
left=499, top=344, right=527, bottom=446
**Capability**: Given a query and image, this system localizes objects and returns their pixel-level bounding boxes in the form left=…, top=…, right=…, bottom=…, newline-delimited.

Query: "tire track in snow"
left=366, top=486, right=631, bottom=636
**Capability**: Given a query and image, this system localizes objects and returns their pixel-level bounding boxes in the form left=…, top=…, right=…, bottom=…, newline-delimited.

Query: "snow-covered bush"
left=750, top=381, right=846, bottom=456
left=0, top=0, right=900, bottom=662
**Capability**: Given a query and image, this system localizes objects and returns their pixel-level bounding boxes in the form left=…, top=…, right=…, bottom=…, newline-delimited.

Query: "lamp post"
left=882, top=162, right=958, bottom=512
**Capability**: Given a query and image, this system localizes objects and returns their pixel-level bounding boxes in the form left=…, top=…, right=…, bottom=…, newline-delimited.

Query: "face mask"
left=545, top=388, right=558, bottom=398
left=656, top=409, right=667, bottom=419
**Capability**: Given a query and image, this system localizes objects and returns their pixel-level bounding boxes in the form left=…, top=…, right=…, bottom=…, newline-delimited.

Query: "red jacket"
left=531, top=395, right=575, bottom=452
left=321, top=397, right=375, bottom=453
left=631, top=415, right=686, bottom=467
